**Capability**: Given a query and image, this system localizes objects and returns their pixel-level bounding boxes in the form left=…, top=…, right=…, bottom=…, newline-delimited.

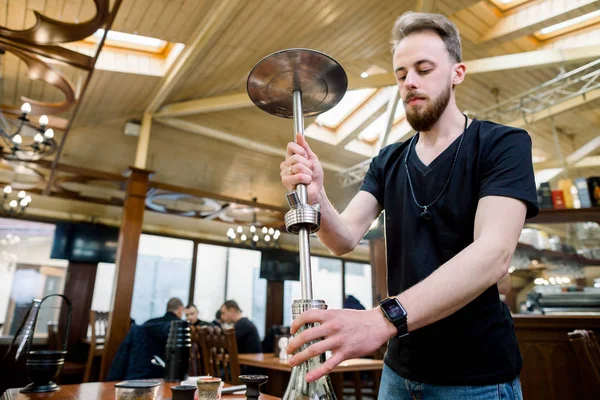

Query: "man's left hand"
left=286, top=307, right=396, bottom=382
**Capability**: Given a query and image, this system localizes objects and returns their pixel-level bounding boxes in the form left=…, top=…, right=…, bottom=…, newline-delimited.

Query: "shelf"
left=527, top=208, right=600, bottom=224
left=516, top=242, right=600, bottom=266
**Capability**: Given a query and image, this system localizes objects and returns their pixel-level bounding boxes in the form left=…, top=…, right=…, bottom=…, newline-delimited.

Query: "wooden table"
left=0, top=381, right=278, bottom=400
left=238, top=353, right=384, bottom=399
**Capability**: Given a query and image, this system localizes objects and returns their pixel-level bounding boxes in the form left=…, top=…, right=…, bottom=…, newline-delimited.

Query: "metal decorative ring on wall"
left=0, top=0, right=109, bottom=45
left=54, top=175, right=126, bottom=206
left=0, top=44, right=76, bottom=116
left=145, top=189, right=225, bottom=218
left=0, top=161, right=46, bottom=190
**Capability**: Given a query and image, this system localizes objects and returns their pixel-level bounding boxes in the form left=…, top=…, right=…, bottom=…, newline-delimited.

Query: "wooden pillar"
left=60, top=262, right=98, bottom=360
left=100, top=167, right=152, bottom=380
left=265, top=281, right=284, bottom=332
left=369, top=237, right=388, bottom=307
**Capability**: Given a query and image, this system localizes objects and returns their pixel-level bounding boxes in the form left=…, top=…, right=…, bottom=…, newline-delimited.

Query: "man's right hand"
left=280, top=132, right=324, bottom=205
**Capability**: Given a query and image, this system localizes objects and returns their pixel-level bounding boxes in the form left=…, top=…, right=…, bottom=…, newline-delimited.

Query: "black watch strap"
left=379, top=297, right=408, bottom=338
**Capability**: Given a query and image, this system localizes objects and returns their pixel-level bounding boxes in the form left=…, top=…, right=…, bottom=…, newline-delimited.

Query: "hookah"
left=247, top=48, right=348, bottom=399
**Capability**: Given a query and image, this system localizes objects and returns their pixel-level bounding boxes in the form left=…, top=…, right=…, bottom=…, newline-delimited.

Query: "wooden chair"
left=83, top=311, right=109, bottom=382
left=198, top=326, right=241, bottom=384
left=47, top=322, right=86, bottom=380
left=568, top=329, right=600, bottom=398
left=189, top=325, right=206, bottom=376
left=343, top=344, right=386, bottom=399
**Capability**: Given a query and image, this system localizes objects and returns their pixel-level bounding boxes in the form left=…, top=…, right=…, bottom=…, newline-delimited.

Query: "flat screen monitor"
left=259, top=249, right=300, bottom=281
left=50, top=222, right=119, bottom=263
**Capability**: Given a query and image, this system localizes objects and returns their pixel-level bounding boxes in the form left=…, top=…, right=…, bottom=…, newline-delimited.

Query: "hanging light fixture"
left=1, top=185, right=32, bottom=214
left=0, top=103, right=57, bottom=161
left=227, top=225, right=281, bottom=247
left=225, top=206, right=281, bottom=248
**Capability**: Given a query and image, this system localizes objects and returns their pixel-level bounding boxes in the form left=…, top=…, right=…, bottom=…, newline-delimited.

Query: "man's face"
left=185, top=306, right=199, bottom=323
left=220, top=306, right=235, bottom=323
left=392, top=30, right=457, bottom=132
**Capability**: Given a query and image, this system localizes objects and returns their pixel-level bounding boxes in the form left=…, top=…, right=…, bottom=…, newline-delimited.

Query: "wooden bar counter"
left=0, top=381, right=278, bottom=400
left=513, top=314, right=600, bottom=400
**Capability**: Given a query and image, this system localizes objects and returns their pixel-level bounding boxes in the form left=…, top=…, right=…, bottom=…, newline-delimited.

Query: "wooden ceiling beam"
left=144, top=0, right=239, bottom=114
left=154, top=44, right=600, bottom=118
left=535, top=155, right=600, bottom=170
left=466, top=44, right=600, bottom=74
left=477, top=0, right=600, bottom=44
left=535, top=136, right=600, bottom=169
left=534, top=134, right=600, bottom=183
left=153, top=92, right=251, bottom=118
left=154, top=117, right=346, bottom=173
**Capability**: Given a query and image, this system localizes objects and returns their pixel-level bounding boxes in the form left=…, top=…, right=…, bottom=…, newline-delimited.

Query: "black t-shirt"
left=360, top=118, right=539, bottom=385
left=234, top=317, right=262, bottom=354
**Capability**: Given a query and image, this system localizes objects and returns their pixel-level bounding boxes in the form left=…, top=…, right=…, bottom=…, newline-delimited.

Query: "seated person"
left=185, top=304, right=210, bottom=327
left=220, top=300, right=261, bottom=354
left=212, top=310, right=223, bottom=328
left=144, top=297, right=184, bottom=325
left=343, top=294, right=366, bottom=310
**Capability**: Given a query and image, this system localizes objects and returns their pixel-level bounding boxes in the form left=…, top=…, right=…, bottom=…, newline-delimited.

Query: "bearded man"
left=280, top=11, right=538, bottom=400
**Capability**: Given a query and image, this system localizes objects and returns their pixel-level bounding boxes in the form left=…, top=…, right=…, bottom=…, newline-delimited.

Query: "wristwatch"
left=379, top=297, right=409, bottom=338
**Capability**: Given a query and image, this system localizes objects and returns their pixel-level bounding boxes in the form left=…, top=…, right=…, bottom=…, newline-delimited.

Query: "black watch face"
left=384, top=300, right=406, bottom=319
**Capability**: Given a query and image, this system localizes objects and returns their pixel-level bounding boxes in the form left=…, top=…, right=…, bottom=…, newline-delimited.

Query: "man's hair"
left=186, top=304, right=197, bottom=310
left=391, top=11, right=462, bottom=63
left=222, top=300, right=241, bottom=312
left=167, top=297, right=184, bottom=312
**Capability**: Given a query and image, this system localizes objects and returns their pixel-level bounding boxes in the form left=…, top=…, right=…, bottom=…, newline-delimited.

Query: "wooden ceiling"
left=1, top=0, right=600, bottom=243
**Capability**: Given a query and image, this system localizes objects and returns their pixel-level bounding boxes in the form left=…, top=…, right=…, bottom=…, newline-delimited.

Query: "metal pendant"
left=421, top=206, right=431, bottom=220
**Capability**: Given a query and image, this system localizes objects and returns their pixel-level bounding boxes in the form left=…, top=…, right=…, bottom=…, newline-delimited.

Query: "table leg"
left=329, top=372, right=344, bottom=399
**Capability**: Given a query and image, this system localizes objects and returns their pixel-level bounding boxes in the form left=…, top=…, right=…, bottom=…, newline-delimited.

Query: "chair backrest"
left=568, top=329, right=600, bottom=396
left=47, top=321, right=62, bottom=350
left=198, top=326, right=240, bottom=384
left=189, top=325, right=205, bottom=376
left=90, top=311, right=110, bottom=341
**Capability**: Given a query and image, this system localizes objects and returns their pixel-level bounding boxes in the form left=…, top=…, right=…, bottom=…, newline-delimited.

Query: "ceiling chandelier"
left=0, top=103, right=57, bottom=161
left=1, top=185, right=32, bottom=214
left=227, top=225, right=281, bottom=248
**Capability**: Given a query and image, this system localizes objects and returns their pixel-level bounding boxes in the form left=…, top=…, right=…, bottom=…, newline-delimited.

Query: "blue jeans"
left=378, top=365, right=523, bottom=400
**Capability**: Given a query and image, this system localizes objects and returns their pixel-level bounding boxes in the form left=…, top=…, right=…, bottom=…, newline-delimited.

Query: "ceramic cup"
left=196, top=377, right=223, bottom=400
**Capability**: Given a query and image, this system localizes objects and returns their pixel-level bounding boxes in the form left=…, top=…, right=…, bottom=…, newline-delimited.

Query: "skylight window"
left=535, top=10, right=600, bottom=39
left=357, top=98, right=405, bottom=143
left=315, top=89, right=376, bottom=128
left=358, top=113, right=388, bottom=143
left=490, top=0, right=533, bottom=11
left=87, top=29, right=168, bottom=54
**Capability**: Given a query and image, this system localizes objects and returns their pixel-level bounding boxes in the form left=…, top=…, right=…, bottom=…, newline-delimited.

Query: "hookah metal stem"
left=292, top=90, right=313, bottom=300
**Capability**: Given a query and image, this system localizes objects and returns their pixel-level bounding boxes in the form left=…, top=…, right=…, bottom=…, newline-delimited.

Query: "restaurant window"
left=194, top=244, right=266, bottom=339
left=90, top=262, right=116, bottom=312
left=284, top=256, right=343, bottom=326
left=194, top=244, right=228, bottom=323
left=344, top=261, right=373, bottom=309
left=130, top=234, right=193, bottom=325
left=225, top=247, right=266, bottom=339
left=0, top=218, right=68, bottom=337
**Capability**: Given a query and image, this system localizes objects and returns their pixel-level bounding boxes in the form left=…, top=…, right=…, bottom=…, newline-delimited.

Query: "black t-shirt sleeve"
left=478, top=127, right=539, bottom=218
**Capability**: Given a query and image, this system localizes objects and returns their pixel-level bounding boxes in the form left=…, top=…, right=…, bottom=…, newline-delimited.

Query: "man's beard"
left=404, top=83, right=451, bottom=132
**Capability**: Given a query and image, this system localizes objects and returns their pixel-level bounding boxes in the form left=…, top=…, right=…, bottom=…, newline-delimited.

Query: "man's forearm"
left=315, top=189, right=356, bottom=256
left=397, top=237, right=514, bottom=333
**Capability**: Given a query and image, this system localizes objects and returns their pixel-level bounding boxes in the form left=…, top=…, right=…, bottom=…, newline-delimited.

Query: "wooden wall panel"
left=514, top=315, right=600, bottom=400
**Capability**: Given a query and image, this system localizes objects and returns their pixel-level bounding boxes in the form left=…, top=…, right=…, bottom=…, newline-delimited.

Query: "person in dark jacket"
left=144, top=297, right=184, bottom=325
left=343, top=295, right=366, bottom=310
left=219, top=300, right=261, bottom=354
